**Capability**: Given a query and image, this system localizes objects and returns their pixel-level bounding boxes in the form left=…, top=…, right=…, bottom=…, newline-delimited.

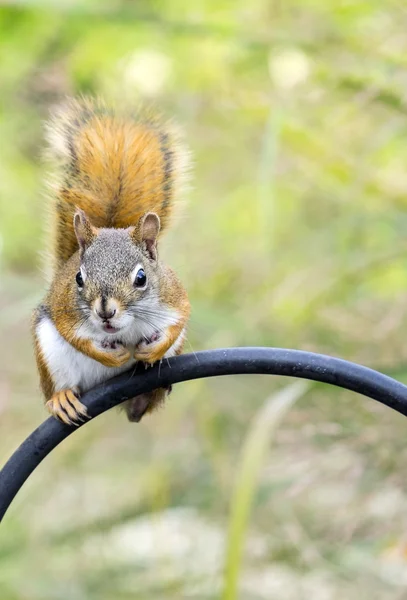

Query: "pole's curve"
left=1, top=347, right=407, bottom=522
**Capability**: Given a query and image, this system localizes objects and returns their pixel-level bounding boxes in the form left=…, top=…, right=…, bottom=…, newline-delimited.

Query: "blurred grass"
left=223, top=381, right=309, bottom=600
left=2, top=0, right=407, bottom=598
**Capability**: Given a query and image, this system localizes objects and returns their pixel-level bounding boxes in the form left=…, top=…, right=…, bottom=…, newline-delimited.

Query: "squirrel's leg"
left=45, top=340, right=131, bottom=425
left=48, top=340, right=131, bottom=424
left=35, top=333, right=131, bottom=426
left=124, top=330, right=185, bottom=422
left=33, top=330, right=89, bottom=426
left=123, top=386, right=172, bottom=423
left=69, top=337, right=132, bottom=368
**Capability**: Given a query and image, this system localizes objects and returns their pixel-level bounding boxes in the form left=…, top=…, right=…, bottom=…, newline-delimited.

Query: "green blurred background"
left=2, top=1, right=407, bottom=598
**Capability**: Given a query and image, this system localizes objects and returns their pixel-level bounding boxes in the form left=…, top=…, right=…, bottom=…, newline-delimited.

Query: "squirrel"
left=32, top=97, right=191, bottom=426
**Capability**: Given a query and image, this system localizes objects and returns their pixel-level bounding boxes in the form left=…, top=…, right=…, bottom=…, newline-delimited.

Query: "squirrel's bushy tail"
left=45, top=97, right=190, bottom=272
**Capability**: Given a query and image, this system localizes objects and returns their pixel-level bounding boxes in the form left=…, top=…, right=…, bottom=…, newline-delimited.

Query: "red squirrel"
left=32, top=98, right=190, bottom=425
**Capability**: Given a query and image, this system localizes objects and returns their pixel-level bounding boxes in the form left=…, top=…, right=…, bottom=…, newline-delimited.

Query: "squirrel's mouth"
left=102, top=323, right=119, bottom=334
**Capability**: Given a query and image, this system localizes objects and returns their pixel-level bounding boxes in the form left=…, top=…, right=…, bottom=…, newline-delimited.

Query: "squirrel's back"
left=45, top=97, right=189, bottom=272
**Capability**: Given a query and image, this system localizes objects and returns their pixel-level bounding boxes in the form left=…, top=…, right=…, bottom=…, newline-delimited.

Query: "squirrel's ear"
left=74, top=209, right=97, bottom=255
left=132, top=212, right=161, bottom=260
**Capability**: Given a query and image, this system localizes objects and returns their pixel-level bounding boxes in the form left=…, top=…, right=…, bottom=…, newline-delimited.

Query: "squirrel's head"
left=73, top=209, right=162, bottom=340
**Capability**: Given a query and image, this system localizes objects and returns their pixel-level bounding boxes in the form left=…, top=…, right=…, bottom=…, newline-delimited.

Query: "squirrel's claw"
left=46, top=389, right=90, bottom=426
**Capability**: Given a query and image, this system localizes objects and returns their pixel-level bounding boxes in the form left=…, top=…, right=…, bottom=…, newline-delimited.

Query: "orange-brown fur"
left=34, top=97, right=191, bottom=425
left=32, top=312, right=54, bottom=399
left=47, top=97, right=187, bottom=272
left=46, top=254, right=132, bottom=366
left=44, top=250, right=189, bottom=366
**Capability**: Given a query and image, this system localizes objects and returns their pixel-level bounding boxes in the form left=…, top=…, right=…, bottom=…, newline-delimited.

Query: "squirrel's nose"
left=97, top=308, right=116, bottom=321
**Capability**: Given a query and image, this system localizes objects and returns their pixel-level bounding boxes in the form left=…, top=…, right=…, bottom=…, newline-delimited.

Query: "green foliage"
left=2, top=1, right=407, bottom=598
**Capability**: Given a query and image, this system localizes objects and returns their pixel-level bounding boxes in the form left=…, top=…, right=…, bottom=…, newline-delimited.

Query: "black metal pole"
left=2, top=347, right=407, bottom=523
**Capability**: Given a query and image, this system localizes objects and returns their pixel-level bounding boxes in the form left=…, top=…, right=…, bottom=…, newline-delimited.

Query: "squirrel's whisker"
left=33, top=95, right=191, bottom=425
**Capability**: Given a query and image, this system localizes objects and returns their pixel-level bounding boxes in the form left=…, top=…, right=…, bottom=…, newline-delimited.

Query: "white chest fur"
left=36, top=317, right=137, bottom=393
left=36, top=314, right=185, bottom=395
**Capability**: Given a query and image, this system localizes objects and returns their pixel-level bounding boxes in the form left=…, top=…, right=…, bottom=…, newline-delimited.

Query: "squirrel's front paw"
left=134, top=332, right=164, bottom=364
left=46, top=388, right=89, bottom=426
left=95, top=341, right=131, bottom=367
left=103, top=345, right=131, bottom=368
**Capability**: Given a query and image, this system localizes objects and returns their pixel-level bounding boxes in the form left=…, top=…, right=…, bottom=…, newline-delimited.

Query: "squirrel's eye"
left=76, top=271, right=84, bottom=288
left=134, top=268, right=147, bottom=288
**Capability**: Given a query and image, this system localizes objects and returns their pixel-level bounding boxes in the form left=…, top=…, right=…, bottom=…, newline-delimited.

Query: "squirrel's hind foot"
left=46, top=388, right=90, bottom=426
left=123, top=386, right=172, bottom=423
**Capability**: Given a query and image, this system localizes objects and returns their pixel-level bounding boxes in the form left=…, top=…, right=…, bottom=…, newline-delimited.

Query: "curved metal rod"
left=2, top=347, right=407, bottom=522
